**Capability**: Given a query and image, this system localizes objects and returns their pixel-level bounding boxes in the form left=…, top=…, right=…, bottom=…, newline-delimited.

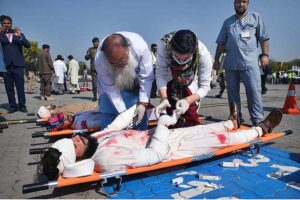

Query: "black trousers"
left=3, top=65, right=26, bottom=109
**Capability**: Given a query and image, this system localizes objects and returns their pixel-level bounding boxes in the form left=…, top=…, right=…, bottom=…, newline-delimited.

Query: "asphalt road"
left=0, top=82, right=299, bottom=198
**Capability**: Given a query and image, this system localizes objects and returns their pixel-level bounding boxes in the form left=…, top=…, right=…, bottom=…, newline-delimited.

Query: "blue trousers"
left=225, top=68, right=263, bottom=124
left=3, top=65, right=26, bottom=109
left=99, top=91, right=148, bottom=130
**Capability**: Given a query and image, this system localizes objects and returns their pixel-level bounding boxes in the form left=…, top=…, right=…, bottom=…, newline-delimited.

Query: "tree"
left=23, top=41, right=41, bottom=73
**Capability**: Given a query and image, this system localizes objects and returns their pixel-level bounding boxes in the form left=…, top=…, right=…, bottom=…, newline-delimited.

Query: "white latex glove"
left=157, top=111, right=181, bottom=127
left=91, top=105, right=136, bottom=137
left=175, top=99, right=190, bottom=115
left=133, top=104, right=146, bottom=126
left=154, top=99, right=171, bottom=118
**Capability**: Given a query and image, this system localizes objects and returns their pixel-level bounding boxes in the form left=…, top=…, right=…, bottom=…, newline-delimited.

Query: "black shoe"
left=240, top=118, right=245, bottom=124
left=215, top=94, right=222, bottom=98
left=19, top=107, right=28, bottom=113
left=9, top=107, right=18, bottom=113
left=92, top=97, right=97, bottom=101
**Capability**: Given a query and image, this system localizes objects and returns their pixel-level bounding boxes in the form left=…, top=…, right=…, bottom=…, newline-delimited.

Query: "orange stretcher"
left=22, top=126, right=293, bottom=195
left=31, top=127, right=100, bottom=138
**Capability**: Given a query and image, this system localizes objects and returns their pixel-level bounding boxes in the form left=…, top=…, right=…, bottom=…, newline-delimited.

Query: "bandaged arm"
left=92, top=105, right=137, bottom=137
left=131, top=113, right=178, bottom=167
left=132, top=124, right=170, bottom=167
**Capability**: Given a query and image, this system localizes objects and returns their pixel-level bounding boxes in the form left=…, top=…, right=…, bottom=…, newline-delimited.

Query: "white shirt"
left=68, top=59, right=79, bottom=84
left=94, top=31, right=154, bottom=113
left=53, top=60, right=67, bottom=84
left=156, top=40, right=213, bottom=99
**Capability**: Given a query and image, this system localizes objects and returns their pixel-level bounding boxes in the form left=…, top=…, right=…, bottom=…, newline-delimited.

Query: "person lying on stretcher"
left=39, top=103, right=156, bottom=131
left=45, top=110, right=102, bottom=131
left=37, top=102, right=98, bottom=119
left=38, top=103, right=282, bottom=180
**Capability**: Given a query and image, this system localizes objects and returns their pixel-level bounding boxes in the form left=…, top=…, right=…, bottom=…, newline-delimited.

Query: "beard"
left=107, top=51, right=138, bottom=90
left=235, top=6, right=247, bottom=16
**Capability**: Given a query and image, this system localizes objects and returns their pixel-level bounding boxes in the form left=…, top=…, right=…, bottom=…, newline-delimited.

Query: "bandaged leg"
left=226, top=127, right=263, bottom=145
left=184, top=120, right=234, bottom=135
left=133, top=124, right=170, bottom=167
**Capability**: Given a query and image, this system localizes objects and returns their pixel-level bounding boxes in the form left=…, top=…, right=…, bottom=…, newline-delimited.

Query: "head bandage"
left=51, top=138, right=76, bottom=174
left=37, top=106, right=51, bottom=118
left=63, top=159, right=95, bottom=178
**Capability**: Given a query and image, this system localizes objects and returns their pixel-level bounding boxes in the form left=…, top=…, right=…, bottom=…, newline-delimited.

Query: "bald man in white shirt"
left=94, top=31, right=154, bottom=130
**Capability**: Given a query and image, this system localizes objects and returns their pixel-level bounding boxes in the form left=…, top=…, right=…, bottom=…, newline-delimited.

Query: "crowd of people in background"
left=0, top=0, right=298, bottom=123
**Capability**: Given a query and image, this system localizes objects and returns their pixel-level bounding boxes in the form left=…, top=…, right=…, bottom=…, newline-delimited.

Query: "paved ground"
left=0, top=82, right=299, bottom=198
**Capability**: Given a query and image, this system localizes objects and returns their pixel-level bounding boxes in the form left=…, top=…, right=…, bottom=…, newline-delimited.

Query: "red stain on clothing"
left=123, top=132, right=135, bottom=138
left=104, top=138, right=118, bottom=147
left=217, top=134, right=227, bottom=144
left=140, top=134, right=149, bottom=142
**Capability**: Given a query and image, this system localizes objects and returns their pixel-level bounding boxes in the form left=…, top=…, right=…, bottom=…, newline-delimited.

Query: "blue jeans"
left=99, top=91, right=148, bottom=130
left=225, top=68, right=263, bottom=124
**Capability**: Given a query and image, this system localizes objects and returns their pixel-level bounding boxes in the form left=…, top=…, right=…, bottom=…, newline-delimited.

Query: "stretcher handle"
left=32, top=131, right=46, bottom=138
left=30, top=147, right=49, bottom=154
left=284, top=130, right=293, bottom=135
left=27, top=113, right=36, bottom=116
left=22, top=182, right=49, bottom=193
left=0, top=123, right=8, bottom=129
left=23, top=119, right=38, bottom=123
left=36, top=121, right=47, bottom=126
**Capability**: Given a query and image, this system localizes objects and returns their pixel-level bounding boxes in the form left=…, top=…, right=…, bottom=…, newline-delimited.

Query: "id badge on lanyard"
left=240, top=31, right=250, bottom=38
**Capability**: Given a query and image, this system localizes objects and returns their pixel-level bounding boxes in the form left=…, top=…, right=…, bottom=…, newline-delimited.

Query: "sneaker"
left=40, top=95, right=46, bottom=100
left=228, top=102, right=240, bottom=129
left=19, top=107, right=28, bottom=113
left=45, top=96, right=56, bottom=100
left=257, top=109, right=283, bottom=135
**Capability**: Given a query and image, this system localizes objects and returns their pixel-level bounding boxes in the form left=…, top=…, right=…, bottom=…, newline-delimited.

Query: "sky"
left=1, top=0, right=299, bottom=66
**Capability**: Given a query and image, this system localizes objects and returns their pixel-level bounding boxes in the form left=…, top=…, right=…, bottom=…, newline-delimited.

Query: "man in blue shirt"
left=213, top=0, right=270, bottom=126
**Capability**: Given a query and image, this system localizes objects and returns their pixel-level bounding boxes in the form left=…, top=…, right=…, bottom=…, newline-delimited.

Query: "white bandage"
left=51, top=138, right=76, bottom=174
left=91, top=105, right=137, bottom=137
left=133, top=124, right=170, bottom=167
left=157, top=111, right=181, bottom=127
left=37, top=106, right=51, bottom=118
left=227, top=127, right=262, bottom=145
left=63, top=159, right=95, bottom=178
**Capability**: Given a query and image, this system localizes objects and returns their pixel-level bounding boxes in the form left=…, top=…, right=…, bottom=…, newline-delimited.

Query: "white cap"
left=51, top=138, right=76, bottom=174
left=37, top=106, right=51, bottom=118
left=63, top=159, right=95, bottom=178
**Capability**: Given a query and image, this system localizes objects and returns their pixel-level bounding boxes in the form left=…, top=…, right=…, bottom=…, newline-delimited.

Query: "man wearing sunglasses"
left=94, top=32, right=154, bottom=131
left=155, top=30, right=213, bottom=127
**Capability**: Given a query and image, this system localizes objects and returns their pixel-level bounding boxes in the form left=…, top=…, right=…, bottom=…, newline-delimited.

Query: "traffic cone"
left=282, top=83, right=300, bottom=114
